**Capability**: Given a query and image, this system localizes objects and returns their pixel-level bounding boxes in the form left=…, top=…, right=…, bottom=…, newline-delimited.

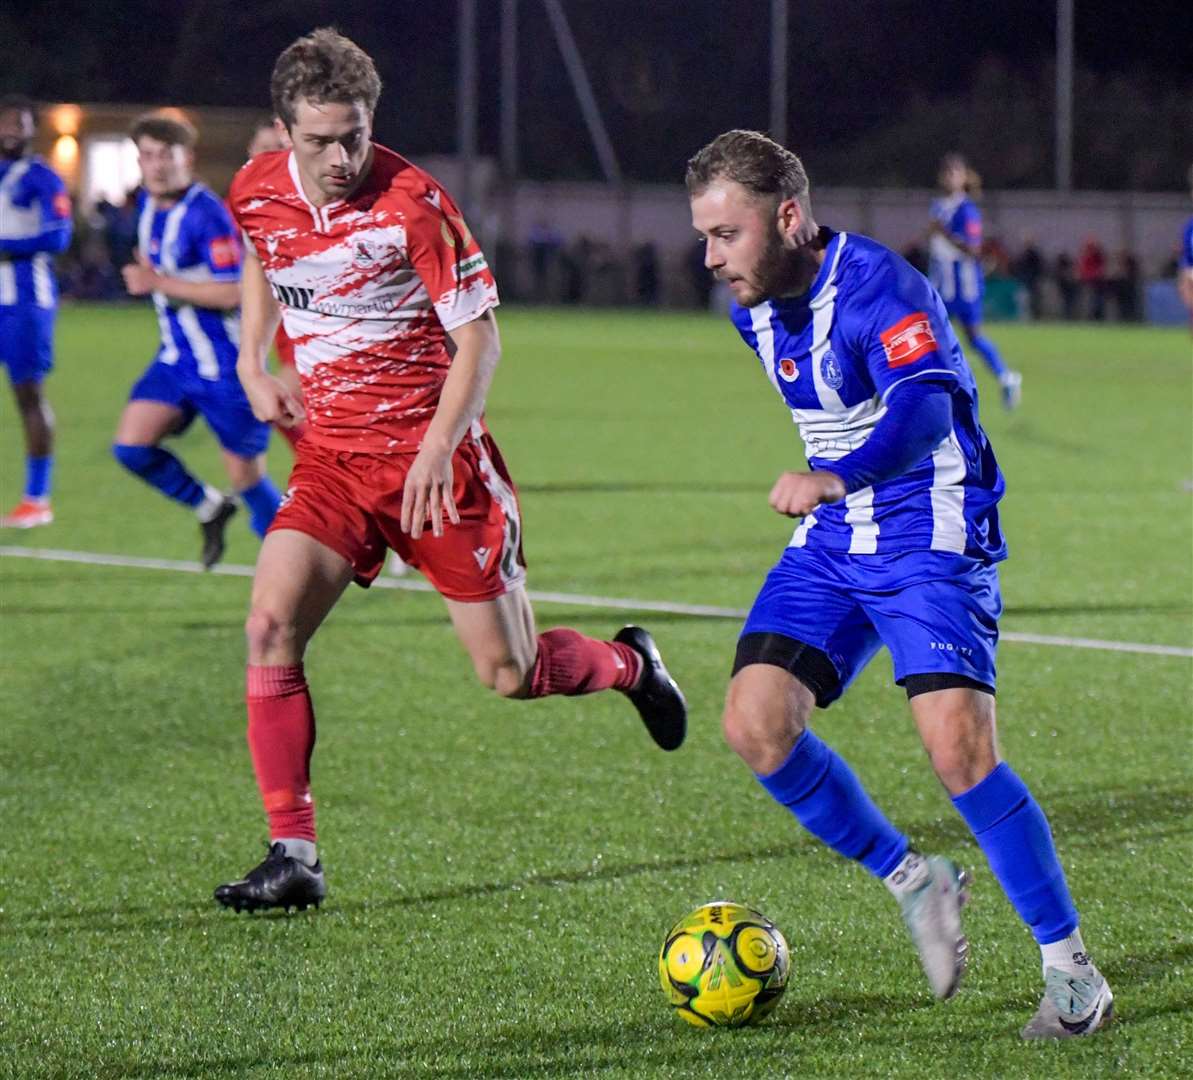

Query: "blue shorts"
left=741, top=545, right=1001, bottom=705
left=944, top=297, right=983, bottom=327
left=129, top=360, right=270, bottom=458
left=0, top=304, right=55, bottom=385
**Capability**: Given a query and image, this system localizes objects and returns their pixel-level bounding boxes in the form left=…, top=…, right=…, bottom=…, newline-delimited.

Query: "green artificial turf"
left=1, top=306, right=1190, bottom=1078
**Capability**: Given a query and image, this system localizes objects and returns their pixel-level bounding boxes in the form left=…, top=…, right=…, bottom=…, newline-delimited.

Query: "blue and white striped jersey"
left=136, top=182, right=242, bottom=380
left=730, top=229, right=1006, bottom=562
left=1181, top=216, right=1193, bottom=271
left=928, top=193, right=983, bottom=304
left=0, top=155, right=72, bottom=310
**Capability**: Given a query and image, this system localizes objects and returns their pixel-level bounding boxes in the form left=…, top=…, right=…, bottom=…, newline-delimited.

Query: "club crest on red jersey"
left=879, top=312, right=937, bottom=368
left=352, top=239, right=395, bottom=269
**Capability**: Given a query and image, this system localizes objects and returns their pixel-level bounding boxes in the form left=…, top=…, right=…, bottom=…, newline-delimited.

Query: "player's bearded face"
left=137, top=138, right=193, bottom=197
left=0, top=109, right=33, bottom=159
left=288, top=99, right=373, bottom=205
left=691, top=181, right=793, bottom=307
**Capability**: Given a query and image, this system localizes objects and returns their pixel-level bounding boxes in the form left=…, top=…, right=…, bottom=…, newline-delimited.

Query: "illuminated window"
left=82, top=136, right=141, bottom=209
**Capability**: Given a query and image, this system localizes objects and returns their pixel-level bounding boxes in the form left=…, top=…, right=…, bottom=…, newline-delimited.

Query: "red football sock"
left=246, top=664, right=317, bottom=842
left=274, top=420, right=306, bottom=453
left=526, top=628, right=643, bottom=697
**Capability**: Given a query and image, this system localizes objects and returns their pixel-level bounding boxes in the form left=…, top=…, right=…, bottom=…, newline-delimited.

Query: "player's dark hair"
left=0, top=94, right=37, bottom=123
left=271, top=27, right=382, bottom=129
left=685, top=130, right=810, bottom=206
left=940, top=152, right=982, bottom=198
left=130, top=112, right=198, bottom=150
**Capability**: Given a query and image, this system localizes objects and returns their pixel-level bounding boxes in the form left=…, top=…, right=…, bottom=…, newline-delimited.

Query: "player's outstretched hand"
left=401, top=442, right=461, bottom=539
left=768, top=469, right=846, bottom=518
left=241, top=370, right=306, bottom=427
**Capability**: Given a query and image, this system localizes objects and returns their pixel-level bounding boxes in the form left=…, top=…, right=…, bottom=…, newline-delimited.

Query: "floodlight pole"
left=457, top=0, right=478, bottom=215
left=541, top=0, right=622, bottom=184
left=770, top=0, right=788, bottom=146
left=501, top=0, right=518, bottom=181
left=1056, top=0, right=1073, bottom=191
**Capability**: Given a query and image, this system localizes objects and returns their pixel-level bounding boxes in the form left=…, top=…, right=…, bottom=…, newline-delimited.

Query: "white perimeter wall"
left=419, top=158, right=1190, bottom=276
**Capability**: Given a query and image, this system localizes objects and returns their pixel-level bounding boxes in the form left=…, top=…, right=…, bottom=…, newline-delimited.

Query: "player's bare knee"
left=927, top=737, right=998, bottom=795
left=477, top=656, right=531, bottom=699
left=722, top=678, right=806, bottom=773
left=244, top=607, right=296, bottom=660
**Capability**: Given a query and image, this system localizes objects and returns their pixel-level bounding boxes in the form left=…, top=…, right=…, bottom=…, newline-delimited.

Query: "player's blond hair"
left=271, top=27, right=382, bottom=128
left=685, top=130, right=811, bottom=208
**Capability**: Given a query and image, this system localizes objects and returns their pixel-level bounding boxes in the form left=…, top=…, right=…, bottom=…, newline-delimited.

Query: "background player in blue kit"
left=686, top=130, right=1111, bottom=1040
left=113, top=112, right=280, bottom=568
left=0, top=95, right=72, bottom=529
left=1178, top=164, right=1193, bottom=327
left=929, top=153, right=1022, bottom=410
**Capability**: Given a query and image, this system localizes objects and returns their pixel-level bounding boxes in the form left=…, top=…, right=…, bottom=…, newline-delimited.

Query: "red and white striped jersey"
left=229, top=144, right=499, bottom=453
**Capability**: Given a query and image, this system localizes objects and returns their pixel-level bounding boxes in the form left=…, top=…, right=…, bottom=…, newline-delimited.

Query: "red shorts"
left=269, top=429, right=527, bottom=602
left=274, top=326, right=296, bottom=368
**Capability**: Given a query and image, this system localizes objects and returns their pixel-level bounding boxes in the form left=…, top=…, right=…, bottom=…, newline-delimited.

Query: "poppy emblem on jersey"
left=879, top=312, right=937, bottom=368
left=821, top=349, right=844, bottom=389
left=52, top=192, right=71, bottom=219
left=777, top=358, right=799, bottom=382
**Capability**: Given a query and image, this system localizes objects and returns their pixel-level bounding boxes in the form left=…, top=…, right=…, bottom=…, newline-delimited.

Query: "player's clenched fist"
left=240, top=370, right=306, bottom=427
left=768, top=469, right=846, bottom=517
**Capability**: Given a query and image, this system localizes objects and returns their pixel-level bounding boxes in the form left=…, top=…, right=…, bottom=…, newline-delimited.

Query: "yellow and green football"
left=658, top=900, right=790, bottom=1028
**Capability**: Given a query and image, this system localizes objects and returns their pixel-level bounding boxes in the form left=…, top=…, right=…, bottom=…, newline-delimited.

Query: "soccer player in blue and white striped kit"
left=0, top=95, right=72, bottom=529
left=687, top=131, right=1111, bottom=1040
left=113, top=112, right=280, bottom=568
left=1178, top=164, right=1193, bottom=326
left=929, top=153, right=1022, bottom=410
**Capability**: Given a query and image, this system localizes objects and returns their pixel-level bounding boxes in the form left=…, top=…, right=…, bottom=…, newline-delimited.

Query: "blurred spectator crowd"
left=58, top=197, right=1183, bottom=324
left=900, top=235, right=1148, bottom=322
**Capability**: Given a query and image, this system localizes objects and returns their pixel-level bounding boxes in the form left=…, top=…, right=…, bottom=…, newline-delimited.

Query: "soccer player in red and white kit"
left=245, top=118, right=306, bottom=454
left=214, top=29, right=686, bottom=912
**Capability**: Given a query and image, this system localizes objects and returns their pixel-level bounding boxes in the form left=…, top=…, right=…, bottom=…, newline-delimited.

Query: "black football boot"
left=614, top=625, right=687, bottom=751
left=214, top=842, right=326, bottom=913
left=200, top=496, right=238, bottom=570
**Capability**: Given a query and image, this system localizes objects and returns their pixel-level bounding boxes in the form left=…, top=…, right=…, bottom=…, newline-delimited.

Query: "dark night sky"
left=2, top=0, right=1190, bottom=187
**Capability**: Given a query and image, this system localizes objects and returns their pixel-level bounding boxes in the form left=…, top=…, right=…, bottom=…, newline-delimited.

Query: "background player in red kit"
left=245, top=118, right=305, bottom=453
left=215, top=29, right=686, bottom=912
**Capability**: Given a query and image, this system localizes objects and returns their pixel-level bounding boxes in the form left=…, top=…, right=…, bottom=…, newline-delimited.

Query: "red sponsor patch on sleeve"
left=880, top=312, right=938, bottom=368
left=52, top=191, right=72, bottom=219
left=209, top=235, right=240, bottom=270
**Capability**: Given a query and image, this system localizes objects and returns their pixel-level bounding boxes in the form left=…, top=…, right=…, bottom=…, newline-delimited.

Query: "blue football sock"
left=25, top=455, right=52, bottom=500
left=112, top=443, right=204, bottom=508
left=952, top=762, right=1078, bottom=944
left=968, top=331, right=1009, bottom=379
left=757, top=729, right=908, bottom=878
left=238, top=476, right=282, bottom=537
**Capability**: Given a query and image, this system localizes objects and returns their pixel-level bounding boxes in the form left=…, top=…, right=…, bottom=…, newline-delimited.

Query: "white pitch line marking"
left=1, top=545, right=1190, bottom=659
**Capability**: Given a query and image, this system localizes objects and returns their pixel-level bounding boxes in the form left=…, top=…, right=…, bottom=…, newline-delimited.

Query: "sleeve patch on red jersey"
left=880, top=312, right=938, bottom=368
left=209, top=236, right=240, bottom=269
left=452, top=252, right=488, bottom=283
left=52, top=191, right=72, bottom=219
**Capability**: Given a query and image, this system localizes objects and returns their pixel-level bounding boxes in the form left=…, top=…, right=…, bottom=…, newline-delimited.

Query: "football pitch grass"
left=1, top=305, right=1190, bottom=1078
